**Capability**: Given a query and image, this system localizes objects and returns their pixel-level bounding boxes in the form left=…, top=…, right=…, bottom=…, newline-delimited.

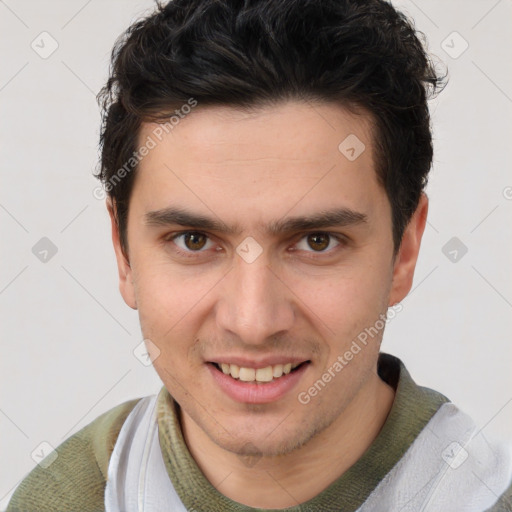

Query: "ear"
left=107, top=198, right=137, bottom=310
left=388, top=193, right=428, bottom=306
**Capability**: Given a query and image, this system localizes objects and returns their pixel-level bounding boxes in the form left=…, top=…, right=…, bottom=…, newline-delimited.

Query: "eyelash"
left=164, top=231, right=347, bottom=260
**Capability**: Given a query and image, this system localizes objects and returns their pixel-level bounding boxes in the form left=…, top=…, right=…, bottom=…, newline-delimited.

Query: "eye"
left=294, top=232, right=343, bottom=253
left=170, top=231, right=215, bottom=253
left=165, top=230, right=346, bottom=260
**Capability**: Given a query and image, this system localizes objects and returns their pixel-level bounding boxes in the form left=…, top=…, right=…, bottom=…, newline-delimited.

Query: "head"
left=96, top=0, right=444, bottom=457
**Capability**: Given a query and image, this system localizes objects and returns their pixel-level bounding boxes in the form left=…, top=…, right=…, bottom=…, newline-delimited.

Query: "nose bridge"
left=217, top=251, right=294, bottom=344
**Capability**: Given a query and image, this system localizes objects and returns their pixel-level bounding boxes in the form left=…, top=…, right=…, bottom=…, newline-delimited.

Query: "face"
left=109, top=101, right=426, bottom=457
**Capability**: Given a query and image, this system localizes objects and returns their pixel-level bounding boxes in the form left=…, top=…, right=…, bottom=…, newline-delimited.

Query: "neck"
left=181, top=372, right=395, bottom=508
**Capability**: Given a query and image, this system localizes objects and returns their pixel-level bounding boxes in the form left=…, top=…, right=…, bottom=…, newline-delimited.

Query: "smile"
left=207, top=360, right=311, bottom=403
left=211, top=362, right=306, bottom=383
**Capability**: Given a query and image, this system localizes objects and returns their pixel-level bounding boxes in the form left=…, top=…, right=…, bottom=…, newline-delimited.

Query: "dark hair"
left=96, top=0, right=446, bottom=256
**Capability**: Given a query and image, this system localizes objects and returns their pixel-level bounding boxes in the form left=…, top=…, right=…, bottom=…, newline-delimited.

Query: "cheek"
left=133, top=255, right=206, bottom=323
left=131, top=262, right=185, bottom=347
left=293, top=262, right=391, bottom=348
left=131, top=259, right=219, bottom=362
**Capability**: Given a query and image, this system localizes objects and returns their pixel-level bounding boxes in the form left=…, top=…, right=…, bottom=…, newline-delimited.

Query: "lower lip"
left=207, top=363, right=309, bottom=404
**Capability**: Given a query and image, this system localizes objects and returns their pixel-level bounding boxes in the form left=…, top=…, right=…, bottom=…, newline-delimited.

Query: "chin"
left=207, top=415, right=324, bottom=459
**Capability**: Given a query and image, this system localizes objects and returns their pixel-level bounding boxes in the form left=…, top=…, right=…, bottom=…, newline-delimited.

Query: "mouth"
left=206, top=360, right=311, bottom=404
left=209, top=361, right=310, bottom=383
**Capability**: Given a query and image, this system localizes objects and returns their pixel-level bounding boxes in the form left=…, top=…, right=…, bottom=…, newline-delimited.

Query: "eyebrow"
left=144, top=206, right=368, bottom=236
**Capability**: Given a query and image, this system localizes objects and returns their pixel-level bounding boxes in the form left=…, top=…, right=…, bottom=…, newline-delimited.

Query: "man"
left=7, top=0, right=512, bottom=510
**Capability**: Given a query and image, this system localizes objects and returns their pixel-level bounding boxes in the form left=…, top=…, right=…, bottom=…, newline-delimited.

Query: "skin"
left=108, top=101, right=428, bottom=508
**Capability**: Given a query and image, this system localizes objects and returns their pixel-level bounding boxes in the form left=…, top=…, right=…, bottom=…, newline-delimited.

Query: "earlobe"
left=388, top=193, right=429, bottom=306
left=106, top=198, right=138, bottom=310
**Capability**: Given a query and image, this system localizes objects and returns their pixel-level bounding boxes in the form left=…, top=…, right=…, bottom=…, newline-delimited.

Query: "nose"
left=215, top=252, right=295, bottom=346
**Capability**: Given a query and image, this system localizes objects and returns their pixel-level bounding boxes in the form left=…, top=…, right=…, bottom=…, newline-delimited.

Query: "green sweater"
left=6, top=354, right=512, bottom=511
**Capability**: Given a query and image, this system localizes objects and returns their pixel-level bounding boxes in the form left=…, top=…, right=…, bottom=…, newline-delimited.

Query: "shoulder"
left=6, top=396, right=144, bottom=512
left=430, top=403, right=512, bottom=510
left=406, top=402, right=512, bottom=511
left=375, top=355, right=512, bottom=510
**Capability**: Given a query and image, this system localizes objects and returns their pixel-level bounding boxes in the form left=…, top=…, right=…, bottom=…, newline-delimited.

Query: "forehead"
left=130, top=101, right=385, bottom=226
left=138, top=101, right=374, bottom=168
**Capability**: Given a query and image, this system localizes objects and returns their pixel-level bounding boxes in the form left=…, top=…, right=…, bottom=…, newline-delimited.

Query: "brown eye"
left=307, top=233, right=330, bottom=251
left=183, top=232, right=208, bottom=251
left=167, top=231, right=216, bottom=258
left=293, top=232, right=343, bottom=256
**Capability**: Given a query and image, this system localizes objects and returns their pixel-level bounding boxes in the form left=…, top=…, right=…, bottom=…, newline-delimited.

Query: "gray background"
left=1, top=0, right=511, bottom=507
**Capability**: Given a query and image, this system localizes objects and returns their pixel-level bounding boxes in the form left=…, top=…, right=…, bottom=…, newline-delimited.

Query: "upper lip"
left=207, top=356, right=310, bottom=368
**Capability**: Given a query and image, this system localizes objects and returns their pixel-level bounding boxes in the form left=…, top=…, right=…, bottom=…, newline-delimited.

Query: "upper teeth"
left=219, top=363, right=300, bottom=382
